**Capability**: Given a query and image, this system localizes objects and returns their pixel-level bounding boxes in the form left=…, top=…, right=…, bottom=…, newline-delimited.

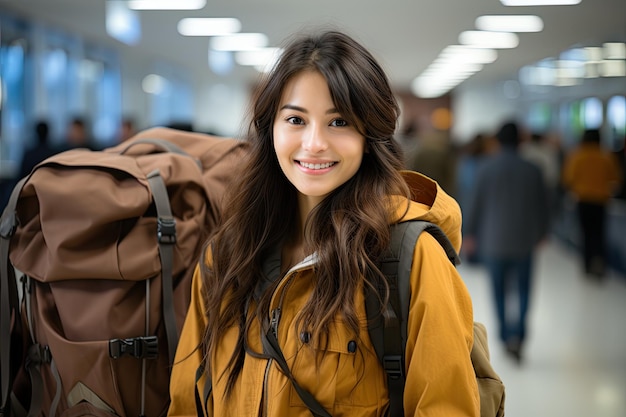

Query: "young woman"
left=168, top=30, right=479, bottom=417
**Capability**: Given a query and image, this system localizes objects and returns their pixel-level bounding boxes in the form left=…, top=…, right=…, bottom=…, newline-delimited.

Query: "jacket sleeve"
left=168, top=263, right=211, bottom=417
left=404, top=232, right=480, bottom=417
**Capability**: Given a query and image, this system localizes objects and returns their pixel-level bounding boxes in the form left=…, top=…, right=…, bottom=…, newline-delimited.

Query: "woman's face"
left=273, top=70, right=366, bottom=210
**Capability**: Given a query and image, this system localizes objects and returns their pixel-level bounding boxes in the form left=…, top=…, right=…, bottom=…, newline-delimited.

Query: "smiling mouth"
left=298, top=161, right=337, bottom=170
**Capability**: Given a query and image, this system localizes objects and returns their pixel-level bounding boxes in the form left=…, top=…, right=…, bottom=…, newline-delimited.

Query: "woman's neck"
left=281, top=196, right=313, bottom=274
left=281, top=238, right=306, bottom=275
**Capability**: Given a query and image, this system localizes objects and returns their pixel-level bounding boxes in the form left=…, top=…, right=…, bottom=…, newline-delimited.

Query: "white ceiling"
left=1, top=0, right=625, bottom=94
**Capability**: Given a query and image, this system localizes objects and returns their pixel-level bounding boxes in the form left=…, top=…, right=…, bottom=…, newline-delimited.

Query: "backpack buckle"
left=0, top=211, right=18, bottom=238
left=157, top=217, right=176, bottom=244
left=382, top=355, right=404, bottom=380
left=25, top=344, right=52, bottom=369
left=109, top=336, right=158, bottom=359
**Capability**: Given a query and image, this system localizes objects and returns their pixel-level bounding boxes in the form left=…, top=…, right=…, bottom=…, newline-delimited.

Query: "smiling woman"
left=168, top=29, right=480, bottom=417
left=273, top=70, right=366, bottom=210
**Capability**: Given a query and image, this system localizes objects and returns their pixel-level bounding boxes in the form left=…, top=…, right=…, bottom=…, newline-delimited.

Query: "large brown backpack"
left=0, top=127, right=248, bottom=417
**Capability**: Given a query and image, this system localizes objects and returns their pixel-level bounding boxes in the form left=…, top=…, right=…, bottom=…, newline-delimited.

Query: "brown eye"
left=286, top=116, right=304, bottom=125
left=330, top=118, right=348, bottom=127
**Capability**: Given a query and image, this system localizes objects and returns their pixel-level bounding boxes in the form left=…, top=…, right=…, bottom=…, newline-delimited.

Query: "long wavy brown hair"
left=200, top=29, right=410, bottom=393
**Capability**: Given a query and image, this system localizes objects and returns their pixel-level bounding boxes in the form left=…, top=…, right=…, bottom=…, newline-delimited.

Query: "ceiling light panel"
left=210, top=33, right=269, bottom=51
left=440, top=45, right=498, bottom=64
left=177, top=18, right=241, bottom=36
left=476, top=15, right=544, bottom=32
left=600, top=60, right=626, bottom=77
left=603, top=42, right=626, bottom=59
left=128, top=0, right=206, bottom=10
left=459, top=31, right=519, bottom=49
left=500, top=0, right=581, bottom=5
left=235, top=47, right=283, bottom=69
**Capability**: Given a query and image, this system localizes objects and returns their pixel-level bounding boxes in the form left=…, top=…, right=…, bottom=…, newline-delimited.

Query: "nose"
left=302, top=124, right=328, bottom=153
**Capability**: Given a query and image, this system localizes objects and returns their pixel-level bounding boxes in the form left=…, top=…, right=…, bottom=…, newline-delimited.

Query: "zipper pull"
left=270, top=308, right=281, bottom=336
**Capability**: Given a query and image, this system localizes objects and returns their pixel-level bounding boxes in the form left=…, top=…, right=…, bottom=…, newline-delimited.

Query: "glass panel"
left=607, top=95, right=625, bottom=152
left=0, top=18, right=30, bottom=169
left=581, top=96, right=603, bottom=130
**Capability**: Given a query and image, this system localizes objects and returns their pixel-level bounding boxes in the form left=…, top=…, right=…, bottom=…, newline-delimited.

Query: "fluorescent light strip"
left=411, top=44, right=500, bottom=97
left=235, top=48, right=282, bottom=66
left=440, top=45, right=498, bottom=64
left=600, top=60, right=626, bottom=77
left=210, top=33, right=269, bottom=51
left=500, top=0, right=581, bottom=5
left=603, top=42, right=626, bottom=60
left=128, top=0, right=206, bottom=10
left=584, top=46, right=603, bottom=62
left=459, top=31, right=519, bottom=49
left=476, top=15, right=544, bottom=32
left=177, top=18, right=241, bottom=36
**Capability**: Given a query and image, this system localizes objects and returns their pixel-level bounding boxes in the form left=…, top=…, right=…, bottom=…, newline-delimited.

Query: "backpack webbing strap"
left=23, top=346, right=61, bottom=417
left=146, top=170, right=178, bottom=366
left=194, top=365, right=212, bottom=417
left=119, top=139, right=202, bottom=170
left=0, top=176, right=28, bottom=414
left=22, top=344, right=49, bottom=417
left=367, top=220, right=460, bottom=417
left=48, top=359, right=62, bottom=417
left=261, top=327, right=332, bottom=417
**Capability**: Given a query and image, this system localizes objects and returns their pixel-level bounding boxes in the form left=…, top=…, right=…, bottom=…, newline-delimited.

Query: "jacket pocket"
left=288, top=319, right=383, bottom=409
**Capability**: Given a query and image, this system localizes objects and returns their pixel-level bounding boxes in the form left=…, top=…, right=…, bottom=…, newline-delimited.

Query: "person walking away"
left=520, top=131, right=561, bottom=221
left=561, top=128, right=622, bottom=279
left=456, top=133, right=489, bottom=263
left=464, top=121, right=549, bottom=364
left=167, top=30, right=479, bottom=417
left=406, top=128, right=458, bottom=198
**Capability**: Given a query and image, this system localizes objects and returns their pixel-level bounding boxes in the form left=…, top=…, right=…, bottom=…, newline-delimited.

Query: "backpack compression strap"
left=365, top=220, right=460, bottom=417
left=146, top=169, right=178, bottom=365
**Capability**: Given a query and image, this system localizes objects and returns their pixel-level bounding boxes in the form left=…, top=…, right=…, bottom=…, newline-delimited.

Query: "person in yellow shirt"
left=168, top=30, right=479, bottom=417
left=562, top=128, right=623, bottom=279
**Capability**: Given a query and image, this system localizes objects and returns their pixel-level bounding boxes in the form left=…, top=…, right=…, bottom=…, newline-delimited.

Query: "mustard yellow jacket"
left=168, top=171, right=480, bottom=417
left=562, top=143, right=622, bottom=204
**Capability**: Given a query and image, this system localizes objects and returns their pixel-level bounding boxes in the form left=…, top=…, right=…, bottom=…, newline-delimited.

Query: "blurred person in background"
left=561, top=128, right=622, bottom=280
left=456, top=132, right=488, bottom=263
left=405, top=127, right=458, bottom=199
left=119, top=117, right=137, bottom=143
left=520, top=131, right=561, bottom=221
left=464, top=121, right=550, bottom=364
left=612, top=134, right=626, bottom=200
left=62, top=117, right=96, bottom=151
left=18, top=120, right=58, bottom=179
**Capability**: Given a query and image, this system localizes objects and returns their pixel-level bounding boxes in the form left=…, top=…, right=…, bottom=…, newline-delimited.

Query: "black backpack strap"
left=24, top=344, right=51, bottom=417
left=366, top=220, right=460, bottom=417
left=261, top=326, right=332, bottom=417
left=0, top=176, right=28, bottom=415
left=194, top=365, right=212, bottom=417
left=146, top=170, right=178, bottom=366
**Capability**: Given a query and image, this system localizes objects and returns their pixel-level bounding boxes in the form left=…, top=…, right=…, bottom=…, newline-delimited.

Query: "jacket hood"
left=391, top=170, right=463, bottom=253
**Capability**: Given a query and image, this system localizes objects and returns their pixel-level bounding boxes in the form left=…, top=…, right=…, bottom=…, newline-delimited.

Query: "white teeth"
left=299, top=161, right=335, bottom=170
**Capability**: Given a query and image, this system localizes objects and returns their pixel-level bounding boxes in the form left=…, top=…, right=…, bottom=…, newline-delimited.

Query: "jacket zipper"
left=262, top=272, right=297, bottom=417
left=261, top=307, right=280, bottom=417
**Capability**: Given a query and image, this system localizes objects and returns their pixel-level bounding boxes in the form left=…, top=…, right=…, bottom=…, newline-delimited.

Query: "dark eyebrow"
left=279, top=104, right=339, bottom=115
left=279, top=104, right=306, bottom=113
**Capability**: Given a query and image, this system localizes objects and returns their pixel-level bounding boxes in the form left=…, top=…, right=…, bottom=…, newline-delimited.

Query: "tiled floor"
left=460, top=238, right=626, bottom=417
